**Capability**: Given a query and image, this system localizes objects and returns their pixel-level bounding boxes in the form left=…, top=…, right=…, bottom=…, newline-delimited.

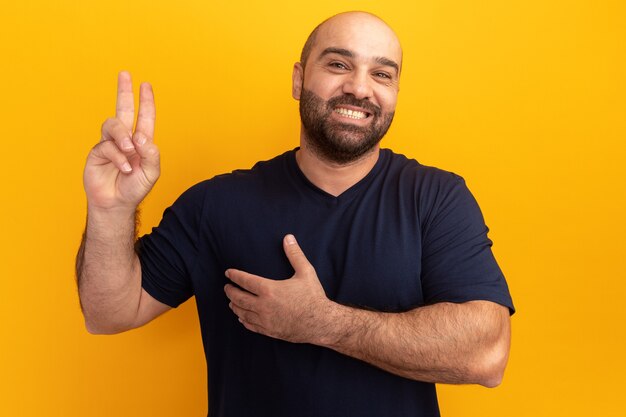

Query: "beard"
left=299, top=88, right=395, bottom=164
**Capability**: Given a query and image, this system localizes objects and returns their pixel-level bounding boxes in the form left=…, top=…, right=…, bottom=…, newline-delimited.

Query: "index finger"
left=134, top=82, right=155, bottom=142
left=116, top=71, right=135, bottom=131
left=225, top=269, right=268, bottom=296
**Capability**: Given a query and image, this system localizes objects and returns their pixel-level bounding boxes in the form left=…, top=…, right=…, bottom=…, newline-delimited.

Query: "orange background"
left=1, top=1, right=625, bottom=416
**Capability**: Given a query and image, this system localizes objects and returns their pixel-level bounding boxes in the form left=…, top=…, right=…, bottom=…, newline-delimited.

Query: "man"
left=77, top=11, right=514, bottom=417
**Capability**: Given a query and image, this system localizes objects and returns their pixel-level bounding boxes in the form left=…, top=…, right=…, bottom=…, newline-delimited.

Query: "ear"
left=292, top=62, right=304, bottom=100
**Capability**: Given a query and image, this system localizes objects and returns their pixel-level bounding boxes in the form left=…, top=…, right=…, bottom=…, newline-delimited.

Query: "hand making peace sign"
left=83, top=71, right=160, bottom=211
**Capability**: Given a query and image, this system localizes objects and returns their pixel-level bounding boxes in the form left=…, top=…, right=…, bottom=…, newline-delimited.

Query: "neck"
left=296, top=137, right=380, bottom=197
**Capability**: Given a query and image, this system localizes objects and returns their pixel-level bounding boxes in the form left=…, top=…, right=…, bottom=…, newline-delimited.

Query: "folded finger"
left=91, top=140, right=132, bottom=173
left=101, top=117, right=135, bottom=152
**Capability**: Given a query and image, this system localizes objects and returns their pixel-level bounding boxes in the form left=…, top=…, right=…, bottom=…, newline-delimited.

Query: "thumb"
left=283, top=234, right=312, bottom=276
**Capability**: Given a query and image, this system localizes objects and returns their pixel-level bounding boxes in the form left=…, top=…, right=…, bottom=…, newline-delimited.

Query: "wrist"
left=86, top=204, right=138, bottom=238
left=87, top=203, right=137, bottom=221
left=314, top=301, right=354, bottom=348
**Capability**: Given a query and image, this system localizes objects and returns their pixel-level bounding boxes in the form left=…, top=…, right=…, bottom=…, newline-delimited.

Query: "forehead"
left=312, top=15, right=402, bottom=65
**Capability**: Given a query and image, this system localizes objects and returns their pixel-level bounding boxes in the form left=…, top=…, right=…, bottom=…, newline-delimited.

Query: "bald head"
left=300, top=12, right=402, bottom=73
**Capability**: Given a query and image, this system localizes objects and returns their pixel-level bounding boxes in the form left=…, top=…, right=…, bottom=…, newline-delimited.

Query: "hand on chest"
left=219, top=201, right=424, bottom=312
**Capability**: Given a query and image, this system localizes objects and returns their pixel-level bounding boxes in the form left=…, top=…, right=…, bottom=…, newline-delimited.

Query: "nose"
left=341, top=70, right=373, bottom=100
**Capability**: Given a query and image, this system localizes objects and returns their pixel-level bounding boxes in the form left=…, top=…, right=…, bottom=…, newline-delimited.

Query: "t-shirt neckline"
left=287, top=147, right=388, bottom=204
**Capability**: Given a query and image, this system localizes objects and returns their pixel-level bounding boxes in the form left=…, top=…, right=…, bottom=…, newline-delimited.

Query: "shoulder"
left=379, top=149, right=479, bottom=225
left=207, top=149, right=292, bottom=191
left=169, top=150, right=295, bottom=220
left=380, top=148, right=466, bottom=193
left=180, top=149, right=294, bottom=197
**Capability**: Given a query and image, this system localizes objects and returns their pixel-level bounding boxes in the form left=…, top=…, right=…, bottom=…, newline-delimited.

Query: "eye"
left=374, top=72, right=391, bottom=79
left=329, top=61, right=348, bottom=70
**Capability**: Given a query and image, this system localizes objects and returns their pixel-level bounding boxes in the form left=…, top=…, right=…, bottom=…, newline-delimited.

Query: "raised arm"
left=224, top=235, right=511, bottom=387
left=76, top=71, right=170, bottom=334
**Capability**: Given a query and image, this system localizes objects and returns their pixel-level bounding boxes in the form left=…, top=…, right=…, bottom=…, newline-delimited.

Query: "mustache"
left=326, top=95, right=382, bottom=117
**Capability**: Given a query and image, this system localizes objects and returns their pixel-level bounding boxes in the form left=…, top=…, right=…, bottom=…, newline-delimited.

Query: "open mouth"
left=333, top=107, right=371, bottom=120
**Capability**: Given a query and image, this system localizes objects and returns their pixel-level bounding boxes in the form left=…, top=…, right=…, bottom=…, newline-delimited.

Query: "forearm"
left=225, top=238, right=512, bottom=386
left=318, top=300, right=511, bottom=387
left=76, top=206, right=142, bottom=334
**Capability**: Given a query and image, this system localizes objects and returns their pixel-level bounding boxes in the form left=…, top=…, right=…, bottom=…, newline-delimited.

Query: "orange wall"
left=1, top=1, right=624, bottom=416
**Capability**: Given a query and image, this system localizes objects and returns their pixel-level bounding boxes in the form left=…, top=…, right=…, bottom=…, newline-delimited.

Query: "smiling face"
left=293, top=12, right=402, bottom=164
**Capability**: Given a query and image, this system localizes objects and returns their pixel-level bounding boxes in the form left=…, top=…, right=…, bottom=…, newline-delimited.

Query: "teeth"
left=335, top=107, right=367, bottom=119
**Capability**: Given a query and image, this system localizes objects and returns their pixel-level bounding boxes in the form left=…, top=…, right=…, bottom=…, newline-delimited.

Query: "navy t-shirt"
left=137, top=148, right=514, bottom=417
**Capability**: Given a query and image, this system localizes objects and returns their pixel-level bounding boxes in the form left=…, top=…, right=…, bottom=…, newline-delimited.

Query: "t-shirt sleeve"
left=136, top=183, right=206, bottom=308
left=420, top=174, right=515, bottom=314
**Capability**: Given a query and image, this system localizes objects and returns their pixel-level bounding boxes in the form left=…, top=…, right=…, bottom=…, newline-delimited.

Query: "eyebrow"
left=375, top=57, right=400, bottom=74
left=319, top=47, right=400, bottom=75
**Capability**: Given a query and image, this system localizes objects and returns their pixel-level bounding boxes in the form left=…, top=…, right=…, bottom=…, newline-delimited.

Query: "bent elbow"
left=479, top=367, right=505, bottom=388
left=475, top=305, right=511, bottom=388
left=83, top=314, right=134, bottom=335
left=473, top=344, right=510, bottom=388
left=84, top=319, right=114, bottom=335
left=79, top=297, right=140, bottom=335
left=84, top=319, right=111, bottom=335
